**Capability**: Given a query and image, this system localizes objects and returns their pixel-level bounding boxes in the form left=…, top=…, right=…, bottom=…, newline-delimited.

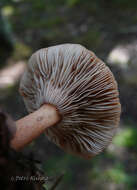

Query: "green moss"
left=111, top=0, right=137, bottom=8
left=105, top=164, right=136, bottom=188
left=106, top=168, right=127, bottom=184
left=113, top=128, right=137, bottom=148
left=76, top=29, right=102, bottom=49
left=89, top=162, right=136, bottom=189
left=2, top=6, right=14, bottom=16
left=66, top=0, right=80, bottom=7
left=44, top=17, right=65, bottom=27
left=13, top=41, right=32, bottom=60
left=43, top=154, right=90, bottom=189
left=43, top=155, right=74, bottom=189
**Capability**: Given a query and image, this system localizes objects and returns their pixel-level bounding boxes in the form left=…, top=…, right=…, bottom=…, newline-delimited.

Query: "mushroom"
left=10, top=44, right=121, bottom=159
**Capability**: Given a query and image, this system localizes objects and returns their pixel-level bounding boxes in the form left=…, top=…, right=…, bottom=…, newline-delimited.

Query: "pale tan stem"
left=10, top=104, right=60, bottom=151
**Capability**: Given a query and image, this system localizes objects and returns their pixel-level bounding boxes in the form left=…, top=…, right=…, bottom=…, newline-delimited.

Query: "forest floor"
left=0, top=1, right=137, bottom=189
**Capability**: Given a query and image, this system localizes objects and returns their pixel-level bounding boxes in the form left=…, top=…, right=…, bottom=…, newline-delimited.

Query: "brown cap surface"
left=20, top=44, right=121, bottom=159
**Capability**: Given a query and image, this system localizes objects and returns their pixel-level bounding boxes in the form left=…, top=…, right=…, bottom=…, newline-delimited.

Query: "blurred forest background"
left=0, top=0, right=137, bottom=189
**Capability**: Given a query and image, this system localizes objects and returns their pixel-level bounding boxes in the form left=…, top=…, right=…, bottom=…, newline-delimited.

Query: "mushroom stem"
left=10, top=104, right=60, bottom=151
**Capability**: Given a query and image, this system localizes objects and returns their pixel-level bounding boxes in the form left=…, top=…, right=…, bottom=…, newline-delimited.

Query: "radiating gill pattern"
left=20, top=44, right=121, bottom=158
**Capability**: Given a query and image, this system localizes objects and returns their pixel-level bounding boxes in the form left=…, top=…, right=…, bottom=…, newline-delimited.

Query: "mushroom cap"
left=20, top=44, right=121, bottom=159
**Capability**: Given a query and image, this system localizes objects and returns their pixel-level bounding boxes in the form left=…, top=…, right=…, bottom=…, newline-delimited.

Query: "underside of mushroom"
left=19, top=44, right=121, bottom=159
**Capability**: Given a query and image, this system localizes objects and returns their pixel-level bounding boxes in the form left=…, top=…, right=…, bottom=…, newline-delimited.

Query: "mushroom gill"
left=20, top=44, right=121, bottom=159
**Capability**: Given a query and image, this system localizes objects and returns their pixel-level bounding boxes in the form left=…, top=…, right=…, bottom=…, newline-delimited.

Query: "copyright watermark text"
left=10, top=175, right=48, bottom=182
